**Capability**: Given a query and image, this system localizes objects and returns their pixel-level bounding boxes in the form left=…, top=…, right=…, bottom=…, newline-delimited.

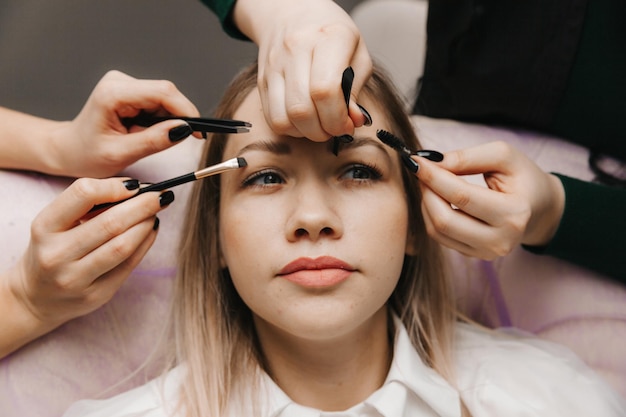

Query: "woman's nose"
left=285, top=183, right=343, bottom=242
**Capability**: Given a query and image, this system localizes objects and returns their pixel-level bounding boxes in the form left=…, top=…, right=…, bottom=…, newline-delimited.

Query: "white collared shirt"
left=63, top=317, right=626, bottom=417
left=261, top=315, right=460, bottom=417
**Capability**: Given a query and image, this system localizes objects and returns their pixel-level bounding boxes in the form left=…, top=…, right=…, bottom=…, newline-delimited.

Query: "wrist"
left=522, top=173, right=566, bottom=247
left=233, top=0, right=309, bottom=43
left=45, top=120, right=74, bottom=176
left=0, top=107, right=69, bottom=175
left=232, top=0, right=275, bottom=42
left=0, top=265, right=54, bottom=358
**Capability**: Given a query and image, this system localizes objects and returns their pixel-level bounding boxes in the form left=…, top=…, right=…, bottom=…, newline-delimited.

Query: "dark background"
left=0, top=0, right=362, bottom=120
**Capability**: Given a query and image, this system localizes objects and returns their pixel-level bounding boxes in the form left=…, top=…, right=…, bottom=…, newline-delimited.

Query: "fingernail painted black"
left=159, top=190, right=175, bottom=207
left=402, top=154, right=420, bottom=174
left=123, top=179, right=140, bottom=190
left=169, top=123, right=193, bottom=142
left=341, top=67, right=355, bottom=108
left=416, top=150, right=444, bottom=162
left=153, top=217, right=160, bottom=231
left=357, top=104, right=372, bottom=126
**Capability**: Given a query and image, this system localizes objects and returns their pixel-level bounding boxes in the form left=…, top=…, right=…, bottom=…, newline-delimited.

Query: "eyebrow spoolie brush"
left=89, top=157, right=247, bottom=213
left=376, top=129, right=443, bottom=173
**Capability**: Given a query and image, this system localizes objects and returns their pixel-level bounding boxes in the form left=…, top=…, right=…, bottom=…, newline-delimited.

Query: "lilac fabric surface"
left=0, top=139, right=204, bottom=416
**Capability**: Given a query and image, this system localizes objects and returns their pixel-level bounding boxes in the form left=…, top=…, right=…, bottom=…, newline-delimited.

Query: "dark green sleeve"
left=199, top=0, right=249, bottom=40
left=523, top=174, right=626, bottom=283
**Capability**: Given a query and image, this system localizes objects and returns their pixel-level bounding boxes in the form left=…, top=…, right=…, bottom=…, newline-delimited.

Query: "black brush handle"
left=89, top=172, right=196, bottom=213
left=135, top=172, right=196, bottom=193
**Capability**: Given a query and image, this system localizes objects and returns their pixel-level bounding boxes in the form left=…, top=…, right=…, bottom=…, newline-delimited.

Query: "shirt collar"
left=259, top=315, right=461, bottom=417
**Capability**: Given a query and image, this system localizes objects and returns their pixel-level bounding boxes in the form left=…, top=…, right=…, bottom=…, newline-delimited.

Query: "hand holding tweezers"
left=123, top=113, right=251, bottom=137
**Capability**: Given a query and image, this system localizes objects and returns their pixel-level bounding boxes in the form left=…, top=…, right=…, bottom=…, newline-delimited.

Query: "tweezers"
left=123, top=113, right=252, bottom=138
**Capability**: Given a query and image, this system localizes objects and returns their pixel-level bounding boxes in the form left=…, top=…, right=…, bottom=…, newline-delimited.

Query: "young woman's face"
left=218, top=89, right=411, bottom=342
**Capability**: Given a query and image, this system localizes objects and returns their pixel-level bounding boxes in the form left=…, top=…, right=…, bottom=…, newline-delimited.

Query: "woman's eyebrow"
left=236, top=140, right=291, bottom=156
left=235, top=136, right=390, bottom=158
left=330, top=136, right=391, bottom=155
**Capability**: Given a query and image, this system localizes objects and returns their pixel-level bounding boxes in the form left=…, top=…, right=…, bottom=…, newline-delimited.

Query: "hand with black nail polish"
left=0, top=70, right=201, bottom=179
left=417, top=141, right=567, bottom=261
left=0, top=176, right=173, bottom=358
left=231, top=0, right=373, bottom=142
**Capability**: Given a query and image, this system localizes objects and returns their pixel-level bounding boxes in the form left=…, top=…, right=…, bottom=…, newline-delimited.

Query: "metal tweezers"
left=123, top=113, right=251, bottom=138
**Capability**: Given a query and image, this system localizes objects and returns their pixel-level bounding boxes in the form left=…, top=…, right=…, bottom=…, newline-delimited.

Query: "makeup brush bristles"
left=376, top=129, right=444, bottom=162
left=236, top=157, right=247, bottom=167
left=376, top=129, right=411, bottom=155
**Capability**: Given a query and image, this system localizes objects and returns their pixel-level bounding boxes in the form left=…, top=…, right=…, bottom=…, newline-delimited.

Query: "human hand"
left=49, top=70, right=200, bottom=178
left=416, top=141, right=566, bottom=259
left=233, top=0, right=372, bottom=141
left=0, top=177, right=174, bottom=357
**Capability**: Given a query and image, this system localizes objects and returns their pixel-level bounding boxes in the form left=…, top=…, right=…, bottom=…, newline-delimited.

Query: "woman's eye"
left=242, top=170, right=285, bottom=187
left=341, top=163, right=383, bottom=181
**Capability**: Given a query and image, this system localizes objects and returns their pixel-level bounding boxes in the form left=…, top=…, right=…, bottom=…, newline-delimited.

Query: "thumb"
left=123, top=120, right=194, bottom=161
left=436, top=141, right=518, bottom=177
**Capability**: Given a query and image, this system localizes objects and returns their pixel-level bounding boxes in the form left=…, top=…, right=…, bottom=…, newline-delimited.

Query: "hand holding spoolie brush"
left=374, top=128, right=565, bottom=261
left=376, top=129, right=443, bottom=173
left=415, top=141, right=566, bottom=260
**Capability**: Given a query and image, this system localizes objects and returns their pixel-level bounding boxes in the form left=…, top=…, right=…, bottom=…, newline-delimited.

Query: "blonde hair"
left=170, top=62, right=458, bottom=417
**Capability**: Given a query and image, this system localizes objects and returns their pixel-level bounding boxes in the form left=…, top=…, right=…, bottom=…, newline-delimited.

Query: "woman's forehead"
left=228, top=87, right=389, bottom=148
left=232, top=88, right=265, bottom=123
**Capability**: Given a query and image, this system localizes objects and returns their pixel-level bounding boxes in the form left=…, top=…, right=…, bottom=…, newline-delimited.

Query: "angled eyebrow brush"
left=376, top=129, right=443, bottom=173
left=89, top=157, right=247, bottom=213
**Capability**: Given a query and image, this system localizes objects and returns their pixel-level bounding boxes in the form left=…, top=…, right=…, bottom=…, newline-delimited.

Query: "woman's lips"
left=278, top=256, right=355, bottom=288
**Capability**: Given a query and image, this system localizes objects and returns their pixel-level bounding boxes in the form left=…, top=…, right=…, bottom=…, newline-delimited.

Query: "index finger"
left=416, top=157, right=514, bottom=225
left=95, top=71, right=200, bottom=122
left=36, top=178, right=139, bottom=232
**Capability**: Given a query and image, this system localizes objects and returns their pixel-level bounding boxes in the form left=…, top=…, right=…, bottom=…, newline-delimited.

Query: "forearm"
left=0, top=107, right=69, bottom=175
left=231, top=0, right=277, bottom=42
left=231, top=0, right=325, bottom=43
left=523, top=174, right=626, bottom=282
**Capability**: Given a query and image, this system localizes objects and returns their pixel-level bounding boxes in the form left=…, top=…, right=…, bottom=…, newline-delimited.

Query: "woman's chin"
left=253, top=301, right=388, bottom=344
